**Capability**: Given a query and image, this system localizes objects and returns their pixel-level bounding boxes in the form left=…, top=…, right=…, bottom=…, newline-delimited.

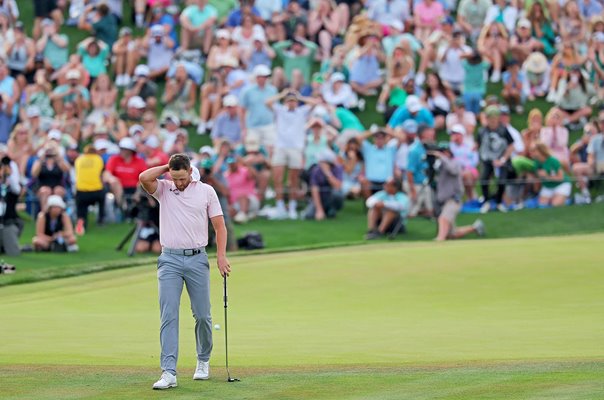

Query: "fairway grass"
left=1, top=235, right=603, bottom=399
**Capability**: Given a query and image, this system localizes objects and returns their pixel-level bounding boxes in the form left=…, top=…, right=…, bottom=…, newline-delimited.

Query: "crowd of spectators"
left=1, top=0, right=604, bottom=256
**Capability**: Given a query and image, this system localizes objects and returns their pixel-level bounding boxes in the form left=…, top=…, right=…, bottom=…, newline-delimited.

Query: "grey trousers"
left=157, top=250, right=212, bottom=376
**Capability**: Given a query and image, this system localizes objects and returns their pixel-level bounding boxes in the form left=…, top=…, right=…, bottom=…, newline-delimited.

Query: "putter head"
left=227, top=377, right=240, bottom=382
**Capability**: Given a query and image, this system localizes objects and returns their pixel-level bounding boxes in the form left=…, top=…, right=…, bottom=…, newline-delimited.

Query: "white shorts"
left=539, top=182, right=571, bottom=198
left=248, top=124, right=277, bottom=148
left=232, top=195, right=260, bottom=215
left=272, top=148, right=304, bottom=169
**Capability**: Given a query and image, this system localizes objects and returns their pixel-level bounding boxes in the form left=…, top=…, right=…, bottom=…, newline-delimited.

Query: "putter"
left=223, top=275, right=240, bottom=382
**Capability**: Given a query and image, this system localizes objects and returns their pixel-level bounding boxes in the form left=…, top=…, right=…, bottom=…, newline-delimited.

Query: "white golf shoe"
left=193, top=360, right=210, bottom=380
left=153, top=371, right=177, bottom=390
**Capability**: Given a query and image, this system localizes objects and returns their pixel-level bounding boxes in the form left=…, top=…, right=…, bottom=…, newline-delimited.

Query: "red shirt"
left=145, top=149, right=170, bottom=168
left=106, top=154, right=148, bottom=189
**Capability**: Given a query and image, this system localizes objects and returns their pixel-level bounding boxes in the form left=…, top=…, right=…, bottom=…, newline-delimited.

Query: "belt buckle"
left=184, top=249, right=194, bottom=256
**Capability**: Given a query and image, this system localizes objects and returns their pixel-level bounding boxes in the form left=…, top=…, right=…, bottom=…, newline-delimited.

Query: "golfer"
left=139, top=153, right=231, bottom=390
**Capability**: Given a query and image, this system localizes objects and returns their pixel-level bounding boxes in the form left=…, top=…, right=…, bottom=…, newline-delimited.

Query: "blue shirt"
left=388, top=106, right=435, bottom=129
left=211, top=112, right=242, bottom=143
left=240, top=84, right=277, bottom=128
left=362, top=141, right=397, bottom=182
left=369, top=190, right=410, bottom=218
left=226, top=7, right=262, bottom=27
left=578, top=0, right=602, bottom=18
left=406, top=139, right=428, bottom=185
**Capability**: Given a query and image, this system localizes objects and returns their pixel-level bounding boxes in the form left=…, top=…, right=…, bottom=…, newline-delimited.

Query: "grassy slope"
left=1, top=235, right=603, bottom=398
left=3, top=202, right=604, bottom=287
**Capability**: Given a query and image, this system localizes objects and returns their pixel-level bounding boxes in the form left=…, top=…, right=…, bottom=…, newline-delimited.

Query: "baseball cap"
left=442, top=16, right=455, bottom=25
left=284, top=91, right=298, bottom=102
left=216, top=29, right=230, bottom=40
left=119, top=137, right=138, bottom=152
left=485, top=105, right=501, bottom=117
left=499, top=105, right=511, bottom=115
left=163, top=113, right=180, bottom=126
left=127, top=96, right=146, bottom=109
left=199, top=145, right=216, bottom=157
left=252, top=31, right=266, bottom=42
left=253, top=64, right=271, bottom=77
left=517, top=18, right=531, bottom=29
left=244, top=136, right=261, bottom=152
left=449, top=124, right=466, bottom=136
left=94, top=138, right=111, bottom=151
left=48, top=129, right=62, bottom=141
left=405, top=95, right=422, bottom=113
left=144, top=135, right=160, bottom=149
left=66, top=69, right=81, bottom=80
left=223, top=94, right=239, bottom=107
left=119, top=26, right=132, bottom=37
left=401, top=119, right=418, bottom=134
left=329, top=72, right=345, bottom=84
left=128, top=124, right=144, bottom=136
left=47, top=195, right=66, bottom=210
left=151, top=24, right=164, bottom=36
left=134, top=64, right=150, bottom=77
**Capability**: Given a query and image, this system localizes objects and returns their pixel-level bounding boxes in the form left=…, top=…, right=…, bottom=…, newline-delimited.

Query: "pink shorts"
left=464, top=167, right=479, bottom=179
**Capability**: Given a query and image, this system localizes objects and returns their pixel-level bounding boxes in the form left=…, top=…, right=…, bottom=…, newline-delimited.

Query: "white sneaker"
left=234, top=211, right=248, bottom=224
left=206, top=120, right=214, bottom=130
left=376, top=103, right=386, bottom=113
left=357, top=98, right=366, bottom=111
left=496, top=203, right=508, bottom=213
left=268, top=207, right=288, bottom=220
left=123, top=75, right=131, bottom=86
left=115, top=74, right=124, bottom=87
left=472, top=219, right=486, bottom=237
left=197, top=121, right=207, bottom=135
left=153, top=371, right=177, bottom=390
left=490, top=70, right=501, bottom=83
left=480, top=202, right=491, bottom=214
left=288, top=209, right=298, bottom=220
left=265, top=187, right=276, bottom=200
left=193, top=360, right=210, bottom=380
left=257, top=205, right=274, bottom=217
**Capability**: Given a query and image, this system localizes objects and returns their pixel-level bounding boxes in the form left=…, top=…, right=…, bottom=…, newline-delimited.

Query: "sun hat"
left=524, top=52, right=548, bottom=74
left=47, top=195, right=66, bottom=210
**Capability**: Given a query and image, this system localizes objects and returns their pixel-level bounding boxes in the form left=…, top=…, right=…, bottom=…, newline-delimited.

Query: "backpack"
left=237, top=232, right=265, bottom=251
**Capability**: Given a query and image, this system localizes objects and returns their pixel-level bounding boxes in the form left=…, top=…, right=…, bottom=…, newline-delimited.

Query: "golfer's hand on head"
left=218, top=255, right=231, bottom=277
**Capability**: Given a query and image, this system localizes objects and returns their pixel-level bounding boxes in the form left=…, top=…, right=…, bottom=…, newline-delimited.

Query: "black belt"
left=162, top=247, right=205, bottom=256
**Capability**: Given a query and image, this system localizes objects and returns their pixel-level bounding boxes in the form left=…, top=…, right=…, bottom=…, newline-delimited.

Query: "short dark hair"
left=97, top=4, right=109, bottom=16
left=169, top=153, right=191, bottom=171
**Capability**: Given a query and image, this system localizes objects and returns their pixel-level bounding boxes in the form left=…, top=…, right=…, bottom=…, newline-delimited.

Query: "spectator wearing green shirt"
left=461, top=51, right=490, bottom=114
left=180, top=0, right=218, bottom=54
left=77, top=38, right=110, bottom=81
left=209, top=0, right=238, bottom=24
left=78, top=4, right=118, bottom=48
left=530, top=141, right=571, bottom=207
left=35, top=18, right=68, bottom=72
left=273, top=38, right=317, bottom=83
left=457, top=0, right=493, bottom=42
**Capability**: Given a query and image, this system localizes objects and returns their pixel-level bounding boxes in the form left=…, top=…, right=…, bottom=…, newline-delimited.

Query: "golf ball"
left=214, top=324, right=220, bottom=330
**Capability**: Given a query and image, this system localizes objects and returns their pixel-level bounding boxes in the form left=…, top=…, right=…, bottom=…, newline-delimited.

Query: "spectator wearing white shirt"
left=321, top=72, right=358, bottom=109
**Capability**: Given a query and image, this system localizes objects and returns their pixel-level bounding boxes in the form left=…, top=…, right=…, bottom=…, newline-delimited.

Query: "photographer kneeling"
left=431, top=144, right=485, bottom=242
left=32, top=195, right=79, bottom=252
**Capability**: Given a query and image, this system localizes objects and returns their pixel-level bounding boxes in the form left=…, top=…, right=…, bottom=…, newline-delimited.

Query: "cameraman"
left=431, top=144, right=485, bottom=242
left=406, top=125, right=436, bottom=218
left=131, top=188, right=161, bottom=254
left=0, top=155, right=22, bottom=256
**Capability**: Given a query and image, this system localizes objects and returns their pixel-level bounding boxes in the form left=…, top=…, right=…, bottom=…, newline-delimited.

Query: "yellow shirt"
left=75, top=154, right=104, bottom=192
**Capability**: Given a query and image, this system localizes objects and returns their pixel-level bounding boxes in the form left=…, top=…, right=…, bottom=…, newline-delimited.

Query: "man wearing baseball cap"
left=50, top=68, right=90, bottom=114
left=388, top=95, right=435, bottom=131
left=123, top=64, right=159, bottom=110
left=105, top=137, right=148, bottom=208
left=211, top=95, right=243, bottom=147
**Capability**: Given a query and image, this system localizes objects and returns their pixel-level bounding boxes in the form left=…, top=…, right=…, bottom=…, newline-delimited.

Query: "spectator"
left=105, top=137, right=147, bottom=207
left=55, top=102, right=81, bottom=146
left=571, top=122, right=599, bottom=203
left=232, top=13, right=266, bottom=55
left=437, top=29, right=471, bottom=93
left=22, top=70, right=54, bottom=121
left=32, top=0, right=62, bottom=41
left=416, top=16, right=454, bottom=85
left=510, top=19, right=547, bottom=63
left=540, top=107, right=570, bottom=166
left=555, top=66, right=594, bottom=129
left=530, top=141, right=571, bottom=207
left=461, top=50, right=490, bottom=114
left=522, top=51, right=550, bottom=101
left=304, top=149, right=344, bottom=220
left=112, top=27, right=136, bottom=87
left=377, top=42, right=415, bottom=114
left=242, top=31, right=275, bottom=72
left=446, top=98, right=476, bottom=147
left=123, top=65, right=158, bottom=110
left=6, top=21, right=35, bottom=81
left=304, top=117, right=337, bottom=170
left=7, top=123, right=33, bottom=175
left=388, top=95, right=435, bottom=130
left=0, top=10, right=15, bottom=61
left=365, top=178, right=409, bottom=240
left=225, top=0, right=263, bottom=28
left=340, top=137, right=363, bottom=198
left=240, top=64, right=278, bottom=153
left=53, top=54, right=90, bottom=87
left=273, top=37, right=317, bottom=84
left=358, top=127, right=400, bottom=198
left=307, top=0, right=349, bottom=61
left=78, top=3, right=118, bottom=48
left=526, top=2, right=556, bottom=58
left=477, top=105, right=515, bottom=213
left=0, top=153, right=22, bottom=256
left=161, top=64, right=198, bottom=126
left=32, top=194, right=78, bottom=252
left=141, top=24, right=175, bottom=80
left=207, top=29, right=240, bottom=71
left=348, top=34, right=385, bottom=97
left=211, top=95, right=243, bottom=147
left=457, top=0, right=492, bottom=42
left=50, top=69, right=90, bottom=115
left=366, top=0, right=410, bottom=30
left=547, top=41, right=584, bottom=103
left=589, top=32, right=604, bottom=99
left=35, top=18, right=69, bottom=73
left=484, top=0, right=519, bottom=34
left=74, top=145, right=105, bottom=235
left=414, top=0, right=445, bottom=43
left=321, top=72, right=358, bottom=109
left=449, top=124, right=479, bottom=200
left=502, top=59, right=525, bottom=113
left=406, top=124, right=436, bottom=218
left=225, top=156, right=260, bottom=224
left=393, top=119, right=418, bottom=184
left=159, top=114, right=184, bottom=154
left=30, top=141, right=69, bottom=211
left=422, top=71, right=452, bottom=129
left=0, top=93, right=13, bottom=143
left=77, top=37, right=110, bottom=81
left=179, top=0, right=217, bottom=53
left=88, top=73, right=118, bottom=126
left=141, top=136, right=169, bottom=168
left=477, top=22, right=508, bottom=83
left=117, top=96, right=146, bottom=138
left=236, top=135, right=270, bottom=203
left=265, top=89, right=319, bottom=219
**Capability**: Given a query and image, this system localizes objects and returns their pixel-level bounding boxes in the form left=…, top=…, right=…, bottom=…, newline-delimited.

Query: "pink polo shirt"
left=151, top=179, right=223, bottom=248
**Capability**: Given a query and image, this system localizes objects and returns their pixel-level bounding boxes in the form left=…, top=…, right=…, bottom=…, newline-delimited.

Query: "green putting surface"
left=1, top=235, right=603, bottom=399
